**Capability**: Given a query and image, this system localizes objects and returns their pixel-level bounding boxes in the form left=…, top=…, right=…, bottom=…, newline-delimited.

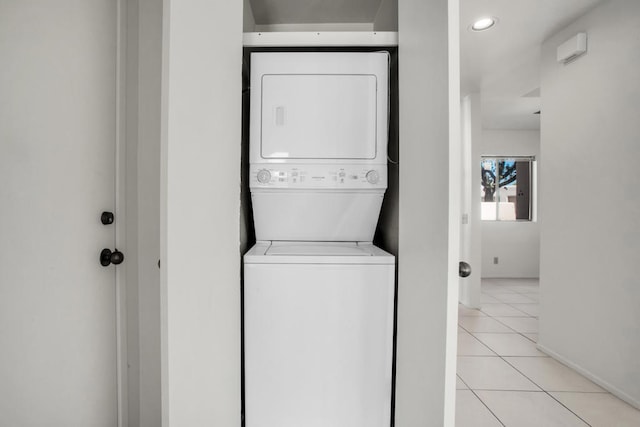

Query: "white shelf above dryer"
left=243, top=31, right=398, bottom=47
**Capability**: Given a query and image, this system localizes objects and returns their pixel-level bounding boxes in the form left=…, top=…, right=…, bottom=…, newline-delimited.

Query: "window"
left=481, top=156, right=535, bottom=221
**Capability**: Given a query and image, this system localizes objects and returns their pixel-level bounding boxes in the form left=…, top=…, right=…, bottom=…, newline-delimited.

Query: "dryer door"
left=260, top=74, right=378, bottom=160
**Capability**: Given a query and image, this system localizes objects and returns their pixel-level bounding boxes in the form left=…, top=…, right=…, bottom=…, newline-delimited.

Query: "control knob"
left=257, top=169, right=271, bottom=184
left=366, top=170, right=380, bottom=184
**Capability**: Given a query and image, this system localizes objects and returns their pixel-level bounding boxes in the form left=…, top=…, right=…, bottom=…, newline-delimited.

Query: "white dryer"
left=248, top=52, right=389, bottom=242
left=244, top=52, right=394, bottom=427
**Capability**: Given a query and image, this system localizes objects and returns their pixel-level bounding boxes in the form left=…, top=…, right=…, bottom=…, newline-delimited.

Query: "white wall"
left=124, top=1, right=141, bottom=424
left=160, top=0, right=243, bottom=425
left=539, top=0, right=640, bottom=408
left=125, top=1, right=162, bottom=424
left=481, top=129, right=540, bottom=278
left=396, top=0, right=458, bottom=425
left=137, top=0, right=162, bottom=425
left=481, top=221, right=539, bottom=278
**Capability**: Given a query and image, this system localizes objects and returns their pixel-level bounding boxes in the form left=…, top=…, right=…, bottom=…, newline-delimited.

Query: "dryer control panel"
left=250, top=164, right=387, bottom=189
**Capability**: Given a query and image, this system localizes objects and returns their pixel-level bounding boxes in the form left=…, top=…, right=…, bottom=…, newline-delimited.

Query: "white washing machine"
left=244, top=52, right=394, bottom=427
left=244, top=242, right=394, bottom=427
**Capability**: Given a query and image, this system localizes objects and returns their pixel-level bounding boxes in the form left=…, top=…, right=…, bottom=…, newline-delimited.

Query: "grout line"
left=483, top=301, right=535, bottom=317
left=546, top=391, right=612, bottom=394
left=479, top=285, right=593, bottom=426
left=547, top=396, right=594, bottom=427
left=468, top=388, right=507, bottom=427
left=472, top=389, right=547, bottom=392
left=457, top=374, right=506, bottom=425
left=473, top=292, right=542, bottom=347
left=457, top=353, right=497, bottom=359
left=466, top=331, right=533, bottom=335
left=459, top=318, right=542, bottom=352
left=456, top=374, right=471, bottom=390
left=458, top=280, right=594, bottom=426
left=460, top=333, right=498, bottom=357
left=471, top=389, right=610, bottom=394
left=500, top=356, right=594, bottom=427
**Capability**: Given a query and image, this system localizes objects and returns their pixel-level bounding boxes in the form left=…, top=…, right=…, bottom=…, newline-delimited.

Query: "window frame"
left=480, top=155, right=536, bottom=222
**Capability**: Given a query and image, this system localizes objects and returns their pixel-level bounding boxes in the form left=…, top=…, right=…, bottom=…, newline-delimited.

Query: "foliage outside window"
left=481, top=156, right=534, bottom=221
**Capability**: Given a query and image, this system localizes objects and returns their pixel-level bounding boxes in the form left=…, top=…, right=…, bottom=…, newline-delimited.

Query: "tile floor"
left=455, top=278, right=640, bottom=427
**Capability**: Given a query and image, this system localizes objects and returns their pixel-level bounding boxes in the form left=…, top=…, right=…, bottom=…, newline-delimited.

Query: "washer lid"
left=244, top=241, right=395, bottom=265
left=266, top=241, right=375, bottom=256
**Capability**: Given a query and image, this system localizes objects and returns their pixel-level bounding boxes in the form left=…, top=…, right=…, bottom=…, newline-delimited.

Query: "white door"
left=0, top=1, right=119, bottom=425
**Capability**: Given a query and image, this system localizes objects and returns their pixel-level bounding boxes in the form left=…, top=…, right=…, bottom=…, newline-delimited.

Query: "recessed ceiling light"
left=471, top=17, right=497, bottom=31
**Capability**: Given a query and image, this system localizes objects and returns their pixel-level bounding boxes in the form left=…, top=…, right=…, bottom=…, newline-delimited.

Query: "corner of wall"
left=373, top=0, right=398, bottom=31
left=243, top=0, right=256, bottom=32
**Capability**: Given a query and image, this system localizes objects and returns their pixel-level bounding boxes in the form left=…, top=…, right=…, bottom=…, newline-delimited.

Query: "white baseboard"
left=537, top=343, right=640, bottom=410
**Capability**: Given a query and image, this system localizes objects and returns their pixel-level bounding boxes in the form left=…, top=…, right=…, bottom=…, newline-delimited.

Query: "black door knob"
left=101, top=211, right=114, bottom=225
left=459, top=261, right=472, bottom=278
left=100, top=248, right=124, bottom=266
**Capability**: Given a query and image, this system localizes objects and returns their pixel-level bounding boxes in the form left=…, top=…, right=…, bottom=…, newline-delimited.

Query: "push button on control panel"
left=257, top=169, right=271, bottom=184
left=366, top=170, right=380, bottom=184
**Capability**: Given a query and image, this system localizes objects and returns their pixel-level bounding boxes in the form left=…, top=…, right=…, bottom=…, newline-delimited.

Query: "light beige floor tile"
left=515, top=278, right=539, bottom=286
left=481, top=279, right=507, bottom=287
left=505, top=357, right=605, bottom=392
left=481, top=303, right=530, bottom=317
left=481, top=281, right=512, bottom=287
left=473, top=333, right=547, bottom=356
left=455, top=390, right=502, bottom=427
left=520, top=292, right=539, bottom=302
left=480, top=294, right=501, bottom=303
left=458, top=305, right=487, bottom=317
left=456, top=375, right=469, bottom=390
left=482, top=277, right=513, bottom=286
left=506, top=285, right=539, bottom=293
left=481, top=279, right=518, bottom=289
left=492, top=293, right=537, bottom=304
left=523, top=333, right=538, bottom=343
left=506, top=278, right=538, bottom=285
left=457, top=356, right=540, bottom=391
left=482, top=288, right=518, bottom=295
left=458, top=331, right=496, bottom=356
left=550, top=392, right=640, bottom=427
left=481, top=280, right=515, bottom=287
left=509, top=303, right=539, bottom=317
left=493, top=316, right=539, bottom=333
left=475, top=391, right=589, bottom=426
left=458, top=317, right=513, bottom=333
left=512, top=288, right=539, bottom=295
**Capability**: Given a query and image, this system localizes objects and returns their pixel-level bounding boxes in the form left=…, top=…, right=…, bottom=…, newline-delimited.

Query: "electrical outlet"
left=493, top=257, right=499, bottom=265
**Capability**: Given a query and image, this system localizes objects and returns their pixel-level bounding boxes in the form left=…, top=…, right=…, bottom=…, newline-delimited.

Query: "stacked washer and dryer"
left=244, top=52, right=395, bottom=427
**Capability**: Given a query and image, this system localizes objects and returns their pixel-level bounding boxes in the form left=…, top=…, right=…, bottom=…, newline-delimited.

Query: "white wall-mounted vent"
left=557, top=32, right=587, bottom=64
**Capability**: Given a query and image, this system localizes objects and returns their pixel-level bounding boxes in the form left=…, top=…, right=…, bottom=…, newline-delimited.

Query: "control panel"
left=250, top=164, right=387, bottom=189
